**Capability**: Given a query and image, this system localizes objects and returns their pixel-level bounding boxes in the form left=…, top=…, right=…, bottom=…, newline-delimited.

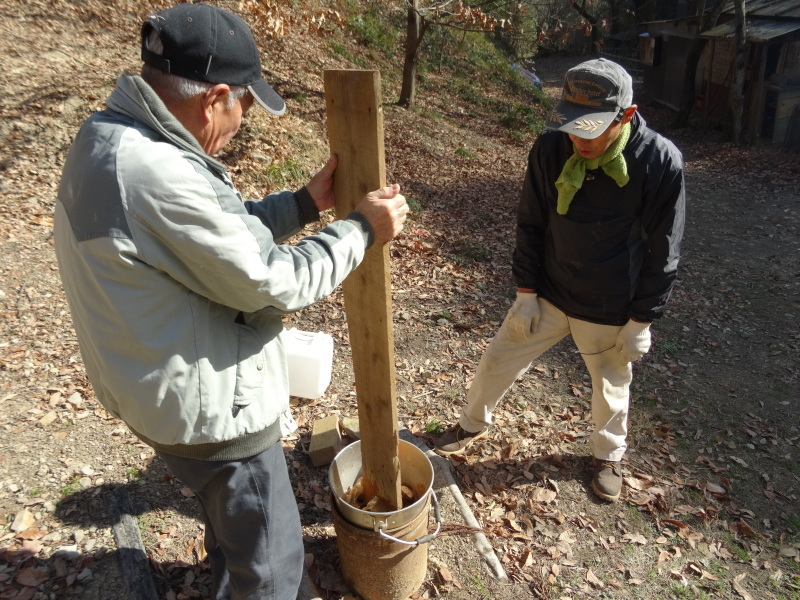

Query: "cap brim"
left=545, top=100, right=618, bottom=140
left=249, top=79, right=286, bottom=116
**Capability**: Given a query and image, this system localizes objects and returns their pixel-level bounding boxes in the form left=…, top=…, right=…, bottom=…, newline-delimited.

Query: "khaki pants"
left=459, top=298, right=632, bottom=461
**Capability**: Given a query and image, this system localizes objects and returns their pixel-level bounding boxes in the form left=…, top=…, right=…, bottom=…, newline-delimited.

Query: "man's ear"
left=200, top=84, right=231, bottom=124
left=620, top=105, right=638, bottom=125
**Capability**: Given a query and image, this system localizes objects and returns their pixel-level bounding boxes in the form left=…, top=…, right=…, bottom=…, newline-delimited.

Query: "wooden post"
left=324, top=70, right=402, bottom=511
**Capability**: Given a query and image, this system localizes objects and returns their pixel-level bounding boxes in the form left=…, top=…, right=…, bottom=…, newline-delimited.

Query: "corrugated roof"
left=702, top=18, right=800, bottom=41
left=721, top=0, right=800, bottom=19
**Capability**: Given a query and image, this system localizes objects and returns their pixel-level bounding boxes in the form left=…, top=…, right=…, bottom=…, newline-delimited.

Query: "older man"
left=54, top=4, right=408, bottom=598
left=435, top=59, right=685, bottom=503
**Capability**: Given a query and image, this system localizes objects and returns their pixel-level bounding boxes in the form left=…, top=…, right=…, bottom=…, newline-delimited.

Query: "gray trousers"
left=157, top=442, right=304, bottom=600
left=460, top=298, right=633, bottom=461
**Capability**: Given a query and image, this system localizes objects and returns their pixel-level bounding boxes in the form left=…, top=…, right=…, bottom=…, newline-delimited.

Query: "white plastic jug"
left=284, top=328, right=334, bottom=399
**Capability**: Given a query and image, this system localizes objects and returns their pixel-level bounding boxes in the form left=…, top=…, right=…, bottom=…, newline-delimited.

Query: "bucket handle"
left=375, top=491, right=441, bottom=546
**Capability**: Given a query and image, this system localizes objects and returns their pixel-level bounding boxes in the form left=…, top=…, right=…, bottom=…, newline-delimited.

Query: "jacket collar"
left=106, top=72, right=229, bottom=178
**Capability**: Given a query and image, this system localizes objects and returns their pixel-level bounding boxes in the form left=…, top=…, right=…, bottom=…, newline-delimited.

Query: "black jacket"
left=512, top=112, right=685, bottom=326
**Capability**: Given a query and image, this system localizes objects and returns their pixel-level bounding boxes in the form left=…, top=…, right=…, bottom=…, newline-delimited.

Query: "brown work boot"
left=591, top=457, right=623, bottom=502
left=433, top=425, right=488, bottom=456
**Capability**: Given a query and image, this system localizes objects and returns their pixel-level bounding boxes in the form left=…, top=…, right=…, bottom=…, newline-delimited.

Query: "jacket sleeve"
left=125, top=150, right=370, bottom=314
left=512, top=139, right=550, bottom=290
left=243, top=186, right=319, bottom=243
left=629, top=142, right=686, bottom=321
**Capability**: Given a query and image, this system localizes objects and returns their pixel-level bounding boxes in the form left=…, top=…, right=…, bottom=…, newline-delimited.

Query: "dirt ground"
left=1, top=1, right=799, bottom=600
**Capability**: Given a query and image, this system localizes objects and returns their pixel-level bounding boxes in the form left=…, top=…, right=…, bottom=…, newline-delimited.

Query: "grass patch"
left=418, top=107, right=443, bottom=121
left=413, top=24, right=552, bottom=131
left=266, top=159, right=305, bottom=189
left=448, top=79, right=487, bottom=107
left=788, top=513, right=800, bottom=533
left=286, top=91, right=308, bottom=105
left=720, top=530, right=752, bottom=562
left=406, top=196, right=422, bottom=213
left=499, top=102, right=546, bottom=141
left=61, top=476, right=81, bottom=497
left=348, top=9, right=398, bottom=58
left=455, top=145, right=474, bottom=159
left=466, top=572, right=492, bottom=600
left=660, top=338, right=682, bottom=355
left=424, top=419, right=446, bottom=436
left=451, top=240, right=491, bottom=264
left=668, top=584, right=717, bottom=599
left=327, top=41, right=366, bottom=67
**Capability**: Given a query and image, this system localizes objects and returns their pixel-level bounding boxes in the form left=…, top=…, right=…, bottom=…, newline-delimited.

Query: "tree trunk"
left=607, top=0, right=627, bottom=36
left=570, top=0, right=600, bottom=55
left=730, top=0, right=747, bottom=144
left=398, top=1, right=426, bottom=108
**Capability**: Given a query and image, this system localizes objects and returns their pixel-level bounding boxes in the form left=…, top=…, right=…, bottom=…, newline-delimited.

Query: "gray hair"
left=141, top=30, right=248, bottom=109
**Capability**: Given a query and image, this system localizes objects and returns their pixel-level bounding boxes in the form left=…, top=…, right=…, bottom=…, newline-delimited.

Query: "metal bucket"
left=329, top=440, right=439, bottom=537
left=328, top=440, right=440, bottom=600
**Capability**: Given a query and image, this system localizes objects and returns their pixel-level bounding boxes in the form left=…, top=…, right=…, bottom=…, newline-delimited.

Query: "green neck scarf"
left=555, top=122, right=631, bottom=215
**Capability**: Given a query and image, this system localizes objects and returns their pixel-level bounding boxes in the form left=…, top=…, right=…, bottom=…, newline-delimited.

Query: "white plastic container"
left=284, top=328, right=334, bottom=399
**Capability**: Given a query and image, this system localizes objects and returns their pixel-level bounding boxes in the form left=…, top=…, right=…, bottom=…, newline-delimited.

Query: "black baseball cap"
left=545, top=58, right=633, bottom=139
left=141, top=3, right=285, bottom=116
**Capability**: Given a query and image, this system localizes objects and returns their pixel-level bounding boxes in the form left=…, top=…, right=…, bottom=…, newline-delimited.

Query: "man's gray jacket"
left=54, top=73, right=372, bottom=460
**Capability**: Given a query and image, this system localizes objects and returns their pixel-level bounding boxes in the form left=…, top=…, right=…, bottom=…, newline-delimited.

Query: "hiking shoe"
left=433, top=425, right=488, bottom=456
left=591, top=458, right=623, bottom=502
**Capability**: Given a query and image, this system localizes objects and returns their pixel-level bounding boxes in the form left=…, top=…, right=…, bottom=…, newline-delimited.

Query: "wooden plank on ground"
left=324, top=69, right=402, bottom=511
left=104, top=487, right=159, bottom=600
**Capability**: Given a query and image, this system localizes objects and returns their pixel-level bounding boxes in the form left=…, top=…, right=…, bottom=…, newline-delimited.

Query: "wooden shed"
left=639, top=0, right=800, bottom=148
left=639, top=18, right=701, bottom=110
left=700, top=0, right=800, bottom=148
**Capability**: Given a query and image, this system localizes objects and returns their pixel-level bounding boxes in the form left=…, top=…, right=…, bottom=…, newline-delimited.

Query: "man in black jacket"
left=435, top=59, right=685, bottom=502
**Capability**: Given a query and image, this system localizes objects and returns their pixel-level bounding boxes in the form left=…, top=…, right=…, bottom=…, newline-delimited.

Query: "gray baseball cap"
left=545, top=58, right=633, bottom=139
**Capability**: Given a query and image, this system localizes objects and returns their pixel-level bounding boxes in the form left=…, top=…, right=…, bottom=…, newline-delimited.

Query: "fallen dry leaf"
left=733, top=573, right=754, bottom=600
left=670, top=568, right=687, bottom=585
left=621, top=532, right=648, bottom=545
left=520, top=549, right=534, bottom=568
left=38, top=411, right=58, bottom=426
left=529, top=488, right=557, bottom=503
left=732, top=518, right=761, bottom=539
left=586, top=568, right=604, bottom=589
left=10, top=508, right=35, bottom=533
left=16, top=567, right=49, bottom=587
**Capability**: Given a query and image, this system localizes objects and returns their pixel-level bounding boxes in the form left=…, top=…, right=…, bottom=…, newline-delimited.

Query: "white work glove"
left=615, top=319, right=651, bottom=363
left=504, top=292, right=541, bottom=338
